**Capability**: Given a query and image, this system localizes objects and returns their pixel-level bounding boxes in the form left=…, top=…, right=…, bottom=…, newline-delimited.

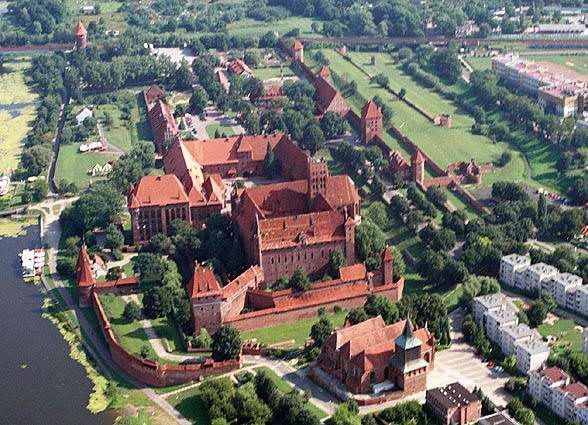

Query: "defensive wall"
left=91, top=291, right=240, bottom=386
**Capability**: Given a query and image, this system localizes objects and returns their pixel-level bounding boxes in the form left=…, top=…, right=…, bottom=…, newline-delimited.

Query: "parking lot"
left=427, top=309, right=512, bottom=408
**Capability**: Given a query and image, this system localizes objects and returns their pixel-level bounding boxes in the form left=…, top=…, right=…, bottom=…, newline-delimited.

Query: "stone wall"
left=92, top=292, right=240, bottom=386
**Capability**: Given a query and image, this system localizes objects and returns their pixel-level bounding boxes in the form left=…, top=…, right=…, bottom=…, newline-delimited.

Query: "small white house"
left=76, top=107, right=93, bottom=125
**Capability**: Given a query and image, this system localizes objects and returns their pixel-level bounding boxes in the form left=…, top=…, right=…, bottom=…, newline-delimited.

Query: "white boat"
left=20, top=249, right=45, bottom=279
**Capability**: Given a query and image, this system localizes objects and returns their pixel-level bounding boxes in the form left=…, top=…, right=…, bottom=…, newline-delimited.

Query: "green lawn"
left=226, top=17, right=323, bottom=38
left=99, top=293, right=157, bottom=358
left=54, top=144, right=117, bottom=189
left=167, top=387, right=210, bottom=425
left=256, top=367, right=328, bottom=419
left=0, top=59, right=39, bottom=174
left=241, top=310, right=348, bottom=348
left=538, top=319, right=583, bottom=351
left=444, top=188, right=481, bottom=219
left=252, top=66, right=294, bottom=81
left=520, top=53, right=588, bottom=73
left=464, top=56, right=493, bottom=72
left=206, top=123, right=235, bottom=138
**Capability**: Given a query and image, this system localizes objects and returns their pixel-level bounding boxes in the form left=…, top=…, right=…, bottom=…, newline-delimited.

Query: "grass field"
left=252, top=66, right=295, bottom=81
left=206, top=123, right=235, bottom=138
left=255, top=367, right=328, bottom=419
left=167, top=387, right=210, bottom=425
left=241, top=309, right=348, bottom=347
left=226, top=17, right=322, bottom=38
left=314, top=49, right=567, bottom=193
left=0, top=216, right=37, bottom=238
left=0, top=60, right=39, bottom=174
left=538, top=319, right=583, bottom=351
left=54, top=144, right=117, bottom=189
left=520, top=53, right=588, bottom=73
left=69, top=0, right=128, bottom=33
left=464, top=56, right=493, bottom=71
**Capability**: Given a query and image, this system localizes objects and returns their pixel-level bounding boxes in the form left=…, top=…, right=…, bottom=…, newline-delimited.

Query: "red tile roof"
left=128, top=175, right=189, bottom=209
left=241, top=179, right=309, bottom=219
left=74, top=20, right=87, bottom=36
left=339, top=263, right=366, bottom=282
left=76, top=245, right=95, bottom=287
left=561, top=382, right=588, bottom=400
left=382, top=246, right=393, bottom=262
left=541, top=367, right=569, bottom=384
left=362, top=100, right=382, bottom=120
left=148, top=100, right=179, bottom=151
left=144, top=85, right=165, bottom=108
left=188, top=263, right=221, bottom=298
left=319, top=66, right=331, bottom=80
left=414, top=149, right=425, bottom=164
left=227, top=59, right=253, bottom=76
left=323, top=175, right=361, bottom=208
left=221, top=265, right=263, bottom=300
left=293, top=40, right=303, bottom=50
left=181, top=134, right=286, bottom=168
left=314, top=77, right=340, bottom=113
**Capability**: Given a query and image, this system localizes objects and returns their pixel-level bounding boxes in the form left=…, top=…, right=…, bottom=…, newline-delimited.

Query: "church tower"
left=390, top=319, right=429, bottom=395
left=74, top=20, right=88, bottom=49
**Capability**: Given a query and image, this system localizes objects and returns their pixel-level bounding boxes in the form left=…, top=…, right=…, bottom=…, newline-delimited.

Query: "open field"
left=167, top=386, right=209, bottom=425
left=54, top=144, right=117, bottom=189
left=225, top=17, right=322, bottom=38
left=313, top=49, right=567, bottom=193
left=538, top=319, right=583, bottom=351
left=0, top=60, right=39, bottom=174
left=68, top=0, right=128, bottom=33
left=0, top=216, right=37, bottom=238
left=252, top=66, right=295, bottom=80
left=206, top=123, right=235, bottom=139
left=464, top=56, right=493, bottom=71
left=241, top=310, right=348, bottom=348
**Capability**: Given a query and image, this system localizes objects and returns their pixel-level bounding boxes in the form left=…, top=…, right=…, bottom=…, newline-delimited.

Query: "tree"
left=345, top=308, right=369, bottom=326
left=109, top=157, right=144, bottom=193
left=148, top=233, right=175, bottom=255
left=193, top=328, right=212, bottom=349
left=171, top=59, right=193, bottom=90
left=132, top=253, right=165, bottom=280
left=211, top=325, right=241, bottom=361
left=233, top=383, right=272, bottom=425
left=355, top=219, right=386, bottom=271
left=364, top=294, right=399, bottom=325
left=327, top=401, right=361, bottom=425
left=527, top=299, right=548, bottom=328
left=259, top=31, right=278, bottom=48
left=398, top=87, right=407, bottom=99
left=242, top=109, right=261, bottom=135
left=105, top=223, right=124, bottom=250
left=30, top=178, right=48, bottom=201
left=302, top=124, right=325, bottom=155
left=320, top=111, right=349, bottom=140
left=290, top=268, right=311, bottom=292
left=328, top=250, right=347, bottom=278
left=254, top=369, right=280, bottom=408
left=263, top=141, right=280, bottom=178
left=310, top=316, right=333, bottom=347
left=143, top=286, right=173, bottom=319
left=123, top=301, right=141, bottom=322
left=373, top=73, right=389, bottom=87
left=189, top=87, right=208, bottom=114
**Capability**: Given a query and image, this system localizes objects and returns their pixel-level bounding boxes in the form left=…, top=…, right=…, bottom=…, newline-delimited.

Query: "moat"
left=0, top=226, right=114, bottom=425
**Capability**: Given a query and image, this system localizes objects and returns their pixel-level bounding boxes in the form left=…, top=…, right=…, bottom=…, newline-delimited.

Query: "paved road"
left=36, top=197, right=191, bottom=425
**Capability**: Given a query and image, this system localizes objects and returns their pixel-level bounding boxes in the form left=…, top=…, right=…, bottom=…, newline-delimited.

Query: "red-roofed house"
left=227, top=59, right=253, bottom=78
left=293, top=40, right=304, bottom=63
left=316, top=317, right=434, bottom=394
left=313, top=75, right=350, bottom=117
left=144, top=85, right=166, bottom=109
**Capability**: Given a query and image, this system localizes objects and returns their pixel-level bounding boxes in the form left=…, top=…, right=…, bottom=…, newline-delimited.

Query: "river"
left=0, top=226, right=115, bottom=425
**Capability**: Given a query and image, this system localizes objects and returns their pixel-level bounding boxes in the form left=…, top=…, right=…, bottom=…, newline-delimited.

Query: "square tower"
left=361, top=99, right=383, bottom=144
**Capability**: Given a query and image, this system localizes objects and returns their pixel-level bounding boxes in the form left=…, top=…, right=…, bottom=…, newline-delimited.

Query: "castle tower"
left=344, top=215, right=356, bottom=266
left=361, top=99, right=383, bottom=144
left=188, top=262, right=223, bottom=334
left=76, top=244, right=95, bottom=307
left=74, top=20, right=88, bottom=49
left=381, top=246, right=394, bottom=285
left=293, top=40, right=304, bottom=63
left=390, top=319, right=429, bottom=395
left=308, top=158, right=329, bottom=200
left=411, top=150, right=425, bottom=187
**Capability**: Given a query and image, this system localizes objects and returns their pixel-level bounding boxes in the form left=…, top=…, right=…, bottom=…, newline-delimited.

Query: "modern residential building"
left=583, top=328, right=588, bottom=354
left=472, top=293, right=514, bottom=323
left=515, top=338, right=550, bottom=373
left=529, top=367, right=570, bottom=409
left=492, top=54, right=588, bottom=117
left=485, top=306, right=519, bottom=344
left=478, top=411, right=521, bottom=425
left=577, top=286, right=588, bottom=316
left=425, top=382, right=481, bottom=425
left=524, top=262, right=559, bottom=293
left=499, top=254, right=531, bottom=287
left=500, top=323, right=536, bottom=357
left=550, top=273, right=584, bottom=308
left=553, top=382, right=588, bottom=422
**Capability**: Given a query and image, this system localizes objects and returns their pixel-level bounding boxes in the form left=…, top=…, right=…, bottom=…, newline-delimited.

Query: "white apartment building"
left=576, top=286, right=588, bottom=316
left=529, top=367, right=570, bottom=408
left=515, top=338, right=550, bottom=372
left=552, top=273, right=584, bottom=308
left=583, top=328, right=588, bottom=355
left=501, top=323, right=536, bottom=357
left=553, top=383, right=588, bottom=422
left=485, top=307, right=518, bottom=344
left=577, top=404, right=588, bottom=425
left=525, top=262, right=559, bottom=293
left=500, top=254, right=531, bottom=287
left=471, top=293, right=515, bottom=324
